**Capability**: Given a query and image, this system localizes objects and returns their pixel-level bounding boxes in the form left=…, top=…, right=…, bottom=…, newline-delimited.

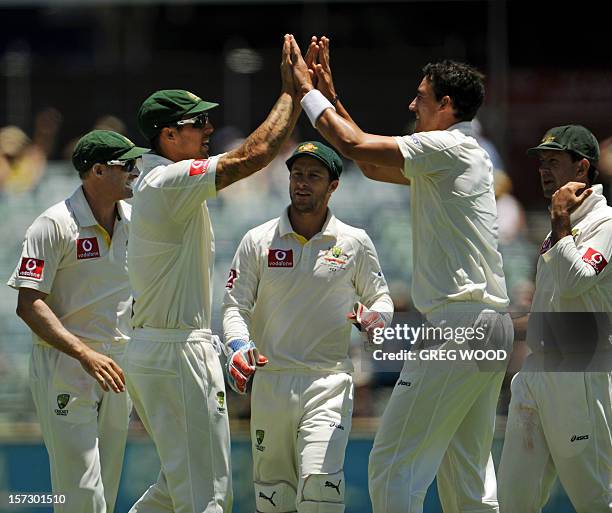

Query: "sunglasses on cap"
left=106, top=159, right=137, bottom=172
left=175, top=112, right=209, bottom=129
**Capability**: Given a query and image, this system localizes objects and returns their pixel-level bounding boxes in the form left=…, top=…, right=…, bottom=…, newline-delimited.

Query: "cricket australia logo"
left=322, top=245, right=349, bottom=271
left=216, top=391, right=226, bottom=413
left=55, top=393, right=70, bottom=416
left=255, top=429, right=266, bottom=452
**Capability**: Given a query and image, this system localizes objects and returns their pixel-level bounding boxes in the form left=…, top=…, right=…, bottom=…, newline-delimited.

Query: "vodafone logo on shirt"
left=18, top=257, right=45, bottom=280
left=268, top=249, right=293, bottom=268
left=77, top=237, right=100, bottom=259
left=189, top=159, right=210, bottom=176
left=582, top=247, right=608, bottom=275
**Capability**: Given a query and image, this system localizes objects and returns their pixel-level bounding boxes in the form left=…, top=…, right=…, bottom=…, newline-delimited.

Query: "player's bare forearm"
left=328, top=100, right=408, bottom=184
left=550, top=211, right=572, bottom=245
left=315, top=110, right=404, bottom=169
left=356, top=161, right=411, bottom=185
left=16, top=288, right=125, bottom=392
left=17, top=288, right=89, bottom=359
left=216, top=93, right=298, bottom=191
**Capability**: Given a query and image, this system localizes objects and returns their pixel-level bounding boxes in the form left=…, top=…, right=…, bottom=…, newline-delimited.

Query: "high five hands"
left=288, top=35, right=338, bottom=103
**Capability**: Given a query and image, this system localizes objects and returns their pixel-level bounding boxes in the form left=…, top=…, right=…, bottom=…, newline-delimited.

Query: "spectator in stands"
left=0, top=108, right=61, bottom=194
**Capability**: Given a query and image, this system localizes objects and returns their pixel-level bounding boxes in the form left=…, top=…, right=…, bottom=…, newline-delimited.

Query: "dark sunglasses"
left=106, top=159, right=137, bottom=172
left=175, top=112, right=209, bottom=129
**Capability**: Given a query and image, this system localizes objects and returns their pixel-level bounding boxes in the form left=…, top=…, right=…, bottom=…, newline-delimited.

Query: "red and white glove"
left=347, top=302, right=390, bottom=352
left=225, top=339, right=268, bottom=394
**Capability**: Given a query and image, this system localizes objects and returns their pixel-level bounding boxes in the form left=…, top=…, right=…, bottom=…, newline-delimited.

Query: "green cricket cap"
left=72, top=130, right=149, bottom=172
left=527, top=125, right=600, bottom=164
left=286, top=141, right=343, bottom=180
left=137, top=89, right=219, bottom=140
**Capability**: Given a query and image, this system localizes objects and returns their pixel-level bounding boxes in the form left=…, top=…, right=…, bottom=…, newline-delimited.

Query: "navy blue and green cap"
left=137, top=89, right=219, bottom=140
left=286, top=141, right=343, bottom=180
left=72, top=130, right=149, bottom=172
left=527, top=125, right=600, bottom=164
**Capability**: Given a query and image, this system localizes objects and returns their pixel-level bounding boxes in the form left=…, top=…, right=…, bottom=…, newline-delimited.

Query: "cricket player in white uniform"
left=7, top=130, right=148, bottom=513
left=125, top=35, right=302, bottom=513
left=222, top=141, right=393, bottom=513
left=498, top=125, right=612, bottom=513
left=288, top=38, right=514, bottom=513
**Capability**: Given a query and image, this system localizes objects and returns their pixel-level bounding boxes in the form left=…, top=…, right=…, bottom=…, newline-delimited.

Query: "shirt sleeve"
left=541, top=218, right=612, bottom=298
left=353, top=232, right=394, bottom=314
left=7, top=215, right=66, bottom=294
left=149, top=155, right=220, bottom=223
left=394, top=131, right=459, bottom=178
left=222, top=231, right=261, bottom=344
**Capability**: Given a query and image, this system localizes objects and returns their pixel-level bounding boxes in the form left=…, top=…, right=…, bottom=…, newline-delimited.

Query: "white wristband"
left=301, top=89, right=336, bottom=128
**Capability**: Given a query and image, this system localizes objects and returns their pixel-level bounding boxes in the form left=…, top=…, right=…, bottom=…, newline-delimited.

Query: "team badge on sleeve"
left=77, top=237, right=100, bottom=259
left=582, top=247, right=608, bottom=274
left=18, top=257, right=45, bottom=280
left=268, top=249, right=293, bottom=268
left=189, top=159, right=210, bottom=176
left=539, top=236, right=552, bottom=255
left=409, top=134, right=423, bottom=149
left=226, top=269, right=238, bottom=289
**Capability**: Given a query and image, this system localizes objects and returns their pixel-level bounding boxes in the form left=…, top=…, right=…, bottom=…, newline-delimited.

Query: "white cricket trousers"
left=369, top=310, right=513, bottom=513
left=125, top=328, right=232, bottom=513
left=498, top=367, right=612, bottom=513
left=29, top=342, right=131, bottom=513
left=251, top=371, right=353, bottom=512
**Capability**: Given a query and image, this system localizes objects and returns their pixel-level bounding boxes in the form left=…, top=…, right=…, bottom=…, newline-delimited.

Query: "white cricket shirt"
left=7, top=186, right=132, bottom=346
left=532, top=184, right=612, bottom=314
left=394, top=122, right=509, bottom=317
left=222, top=208, right=393, bottom=373
left=128, top=152, right=218, bottom=330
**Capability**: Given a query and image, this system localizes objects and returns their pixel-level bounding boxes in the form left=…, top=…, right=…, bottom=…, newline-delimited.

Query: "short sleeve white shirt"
left=128, top=152, right=219, bottom=329
left=7, top=186, right=132, bottom=346
left=394, top=122, right=509, bottom=316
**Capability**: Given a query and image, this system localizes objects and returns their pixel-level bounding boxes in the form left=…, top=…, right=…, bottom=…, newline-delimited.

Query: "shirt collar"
left=67, top=186, right=98, bottom=227
left=447, top=121, right=475, bottom=136
left=279, top=207, right=339, bottom=240
left=116, top=200, right=129, bottom=222
left=67, top=186, right=129, bottom=226
left=570, top=184, right=607, bottom=224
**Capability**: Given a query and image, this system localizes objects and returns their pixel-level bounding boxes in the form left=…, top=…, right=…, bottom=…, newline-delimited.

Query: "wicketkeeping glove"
left=347, top=302, right=390, bottom=352
left=225, top=339, right=268, bottom=394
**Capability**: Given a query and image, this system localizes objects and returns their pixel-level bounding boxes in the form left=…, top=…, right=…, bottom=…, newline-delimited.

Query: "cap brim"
left=286, top=152, right=340, bottom=179
left=185, top=100, right=219, bottom=116
left=526, top=142, right=566, bottom=157
left=118, top=146, right=150, bottom=160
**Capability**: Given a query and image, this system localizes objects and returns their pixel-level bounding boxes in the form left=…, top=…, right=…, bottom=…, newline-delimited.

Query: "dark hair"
left=150, top=134, right=162, bottom=155
left=568, top=150, right=599, bottom=184
left=78, top=167, right=91, bottom=180
left=422, top=60, right=485, bottom=121
left=150, top=124, right=185, bottom=156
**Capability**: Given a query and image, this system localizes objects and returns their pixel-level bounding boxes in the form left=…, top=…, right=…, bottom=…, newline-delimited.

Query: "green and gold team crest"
left=323, top=245, right=349, bottom=271
left=55, top=393, right=70, bottom=416
left=216, top=391, right=226, bottom=413
left=255, top=429, right=266, bottom=452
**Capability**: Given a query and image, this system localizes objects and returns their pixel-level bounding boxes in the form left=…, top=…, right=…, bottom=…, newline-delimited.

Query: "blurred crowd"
left=1, top=111, right=611, bottom=428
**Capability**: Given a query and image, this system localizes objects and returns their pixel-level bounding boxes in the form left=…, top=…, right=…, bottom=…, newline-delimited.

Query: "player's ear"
left=160, top=126, right=176, bottom=142
left=439, top=95, right=452, bottom=112
left=93, top=163, right=104, bottom=177
left=576, top=158, right=590, bottom=181
left=329, top=179, right=339, bottom=193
